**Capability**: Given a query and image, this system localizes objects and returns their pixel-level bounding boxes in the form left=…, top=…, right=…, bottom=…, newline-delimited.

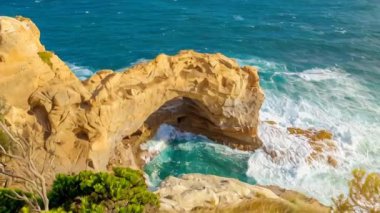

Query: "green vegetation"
left=333, top=169, right=380, bottom=212
left=49, top=167, right=159, bottom=212
left=0, top=168, right=159, bottom=212
left=0, top=189, right=32, bottom=213
left=37, top=51, right=54, bottom=69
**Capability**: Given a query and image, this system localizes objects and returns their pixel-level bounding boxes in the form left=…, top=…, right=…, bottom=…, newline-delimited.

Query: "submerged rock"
left=287, top=127, right=338, bottom=167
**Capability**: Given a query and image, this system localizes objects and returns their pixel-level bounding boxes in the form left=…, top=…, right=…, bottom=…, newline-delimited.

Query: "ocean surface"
left=2, top=0, right=379, bottom=205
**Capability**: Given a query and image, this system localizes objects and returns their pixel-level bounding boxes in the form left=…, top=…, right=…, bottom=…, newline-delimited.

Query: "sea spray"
left=143, top=124, right=255, bottom=188
left=67, top=63, right=94, bottom=80
left=242, top=57, right=380, bottom=205
left=144, top=57, right=379, bottom=206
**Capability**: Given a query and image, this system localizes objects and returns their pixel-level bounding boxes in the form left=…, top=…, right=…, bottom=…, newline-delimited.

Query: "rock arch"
left=0, top=17, right=264, bottom=171
left=77, top=51, right=265, bottom=169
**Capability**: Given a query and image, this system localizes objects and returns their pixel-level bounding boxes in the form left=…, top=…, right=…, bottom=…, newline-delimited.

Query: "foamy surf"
left=240, top=56, right=380, bottom=205
left=140, top=124, right=210, bottom=163
left=142, top=124, right=255, bottom=188
left=67, top=63, right=94, bottom=80
left=143, top=56, right=379, bottom=206
left=282, top=67, right=349, bottom=81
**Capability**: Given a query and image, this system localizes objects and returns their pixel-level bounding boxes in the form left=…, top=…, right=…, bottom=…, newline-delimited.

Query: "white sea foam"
left=236, top=57, right=288, bottom=74
left=239, top=57, right=380, bottom=205
left=67, top=63, right=94, bottom=80
left=233, top=15, right=244, bottom=21
left=283, top=67, right=349, bottom=81
left=142, top=56, right=379, bottom=205
left=140, top=124, right=210, bottom=163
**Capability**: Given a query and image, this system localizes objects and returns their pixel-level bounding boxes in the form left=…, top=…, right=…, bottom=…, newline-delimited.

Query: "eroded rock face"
left=156, top=174, right=330, bottom=213
left=0, top=17, right=264, bottom=172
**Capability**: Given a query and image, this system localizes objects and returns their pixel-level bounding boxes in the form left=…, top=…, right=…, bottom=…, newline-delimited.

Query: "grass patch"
left=38, top=51, right=54, bottom=69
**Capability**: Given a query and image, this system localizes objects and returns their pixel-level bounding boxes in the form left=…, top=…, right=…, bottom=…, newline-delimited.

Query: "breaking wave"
left=143, top=56, right=379, bottom=205
left=142, top=124, right=254, bottom=188
left=239, top=57, right=380, bottom=205
left=67, top=63, right=94, bottom=80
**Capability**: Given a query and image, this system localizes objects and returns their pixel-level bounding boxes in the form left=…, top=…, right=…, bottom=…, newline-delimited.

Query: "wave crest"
left=239, top=56, right=380, bottom=205
left=67, top=63, right=94, bottom=80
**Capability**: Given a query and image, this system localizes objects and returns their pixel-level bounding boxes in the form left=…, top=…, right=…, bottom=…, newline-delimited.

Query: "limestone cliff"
left=0, top=16, right=331, bottom=212
left=0, top=17, right=264, bottom=173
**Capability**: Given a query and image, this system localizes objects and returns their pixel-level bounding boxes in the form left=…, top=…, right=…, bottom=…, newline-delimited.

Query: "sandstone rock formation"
left=157, top=174, right=330, bottom=213
left=0, top=16, right=264, bottom=173
left=0, top=16, right=331, bottom=212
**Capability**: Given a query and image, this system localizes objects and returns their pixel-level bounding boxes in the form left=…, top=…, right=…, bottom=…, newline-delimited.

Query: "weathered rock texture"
left=157, top=174, right=330, bottom=213
left=0, top=17, right=264, bottom=173
left=0, top=17, right=331, bottom=212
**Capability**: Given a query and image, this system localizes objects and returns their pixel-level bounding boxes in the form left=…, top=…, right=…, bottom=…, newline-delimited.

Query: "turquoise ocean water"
left=1, top=0, right=379, bottom=205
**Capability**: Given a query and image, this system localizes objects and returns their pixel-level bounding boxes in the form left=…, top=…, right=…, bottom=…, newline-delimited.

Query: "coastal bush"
left=333, top=169, right=380, bottom=212
left=0, top=189, right=30, bottom=213
left=37, top=51, right=54, bottom=68
left=48, top=167, right=159, bottom=212
left=0, top=167, right=159, bottom=212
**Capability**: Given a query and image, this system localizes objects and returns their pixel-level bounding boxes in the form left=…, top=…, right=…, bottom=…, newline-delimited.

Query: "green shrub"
left=0, top=189, right=29, bottom=213
left=0, top=168, right=159, bottom=212
left=37, top=51, right=54, bottom=69
left=48, top=167, right=159, bottom=212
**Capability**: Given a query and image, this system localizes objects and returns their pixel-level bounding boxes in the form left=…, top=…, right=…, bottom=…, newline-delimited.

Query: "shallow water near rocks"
left=142, top=125, right=256, bottom=188
left=2, top=0, right=379, bottom=206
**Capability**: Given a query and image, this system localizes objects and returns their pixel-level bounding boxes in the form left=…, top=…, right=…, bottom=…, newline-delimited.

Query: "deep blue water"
left=1, top=1, right=380, bottom=82
left=2, top=0, right=379, bottom=205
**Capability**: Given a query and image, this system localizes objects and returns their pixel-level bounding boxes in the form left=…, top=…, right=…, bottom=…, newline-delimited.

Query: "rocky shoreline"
left=0, top=16, right=265, bottom=175
left=0, top=16, right=330, bottom=212
left=156, top=174, right=329, bottom=212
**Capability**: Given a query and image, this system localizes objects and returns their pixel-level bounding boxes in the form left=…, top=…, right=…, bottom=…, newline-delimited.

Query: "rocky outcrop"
left=156, top=174, right=330, bottom=213
left=0, top=17, right=331, bottom=211
left=0, top=17, right=264, bottom=173
left=287, top=127, right=338, bottom=167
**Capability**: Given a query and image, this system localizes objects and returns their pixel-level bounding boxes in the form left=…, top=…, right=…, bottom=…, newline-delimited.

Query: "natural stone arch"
left=79, top=51, right=264, bottom=169
left=0, top=17, right=264, bottom=171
